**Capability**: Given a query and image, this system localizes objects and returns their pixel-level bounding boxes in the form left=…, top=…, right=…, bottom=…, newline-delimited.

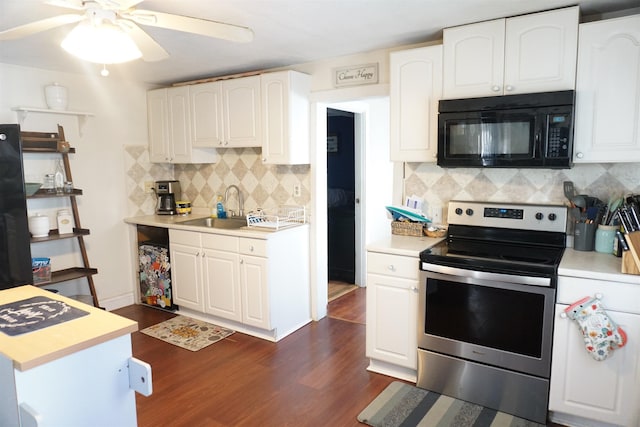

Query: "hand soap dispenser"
left=216, top=196, right=226, bottom=219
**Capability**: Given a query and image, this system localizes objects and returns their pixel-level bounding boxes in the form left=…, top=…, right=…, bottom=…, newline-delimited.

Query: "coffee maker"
left=154, top=180, right=181, bottom=215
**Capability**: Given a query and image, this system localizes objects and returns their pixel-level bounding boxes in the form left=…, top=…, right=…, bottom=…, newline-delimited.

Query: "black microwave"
left=437, top=90, right=575, bottom=169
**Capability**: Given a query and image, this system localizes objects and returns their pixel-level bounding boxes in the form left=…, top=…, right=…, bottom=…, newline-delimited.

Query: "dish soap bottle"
left=216, top=196, right=227, bottom=219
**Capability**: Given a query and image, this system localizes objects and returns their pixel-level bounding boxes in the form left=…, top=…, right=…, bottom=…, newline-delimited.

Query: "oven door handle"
left=421, top=264, right=551, bottom=287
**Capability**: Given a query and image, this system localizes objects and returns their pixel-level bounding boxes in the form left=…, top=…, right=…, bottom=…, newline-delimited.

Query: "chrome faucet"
left=224, top=185, right=244, bottom=217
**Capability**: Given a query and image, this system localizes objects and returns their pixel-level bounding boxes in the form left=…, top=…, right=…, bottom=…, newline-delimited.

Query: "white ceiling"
left=1, top=0, right=638, bottom=85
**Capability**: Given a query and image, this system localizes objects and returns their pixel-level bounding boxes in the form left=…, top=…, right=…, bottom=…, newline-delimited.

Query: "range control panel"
left=448, top=201, right=567, bottom=233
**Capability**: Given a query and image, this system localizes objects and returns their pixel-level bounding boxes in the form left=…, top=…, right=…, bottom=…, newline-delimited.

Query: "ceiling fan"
left=0, top=0, right=254, bottom=63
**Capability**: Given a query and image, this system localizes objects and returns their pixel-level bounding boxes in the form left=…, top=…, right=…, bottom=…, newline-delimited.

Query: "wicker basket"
left=424, top=227, right=447, bottom=238
left=391, top=220, right=424, bottom=237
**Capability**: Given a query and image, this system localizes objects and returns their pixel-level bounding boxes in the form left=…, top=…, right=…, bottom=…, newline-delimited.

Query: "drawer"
left=169, top=229, right=201, bottom=246
left=239, top=238, right=267, bottom=257
left=557, top=275, right=640, bottom=315
left=201, top=233, right=239, bottom=251
left=367, top=251, right=419, bottom=280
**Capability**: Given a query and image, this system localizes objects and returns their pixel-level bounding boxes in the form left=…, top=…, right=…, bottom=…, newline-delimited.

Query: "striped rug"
left=357, top=382, right=545, bottom=427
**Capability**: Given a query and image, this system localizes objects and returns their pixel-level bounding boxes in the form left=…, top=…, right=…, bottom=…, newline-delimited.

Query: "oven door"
left=418, top=264, right=556, bottom=378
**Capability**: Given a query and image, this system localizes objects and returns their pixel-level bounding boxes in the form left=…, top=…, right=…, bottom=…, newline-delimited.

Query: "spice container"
left=43, top=174, right=55, bottom=193
left=57, top=209, right=73, bottom=234
left=176, top=201, right=192, bottom=215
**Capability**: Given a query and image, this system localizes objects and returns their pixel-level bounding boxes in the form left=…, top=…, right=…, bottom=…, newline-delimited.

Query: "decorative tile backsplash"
left=125, top=144, right=639, bottom=226
left=124, top=146, right=310, bottom=216
left=404, top=162, right=640, bottom=223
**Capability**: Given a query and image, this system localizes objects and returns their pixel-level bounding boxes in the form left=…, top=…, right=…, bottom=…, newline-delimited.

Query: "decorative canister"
left=595, top=224, right=617, bottom=254
left=44, top=83, right=68, bottom=110
left=28, top=214, right=50, bottom=237
left=57, top=209, right=74, bottom=234
left=176, top=201, right=192, bottom=215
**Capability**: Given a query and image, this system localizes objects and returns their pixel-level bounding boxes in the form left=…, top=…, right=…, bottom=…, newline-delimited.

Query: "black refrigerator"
left=0, top=124, right=33, bottom=289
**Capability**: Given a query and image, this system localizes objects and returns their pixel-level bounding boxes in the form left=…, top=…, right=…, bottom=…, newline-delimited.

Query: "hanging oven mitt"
left=562, top=295, right=627, bottom=361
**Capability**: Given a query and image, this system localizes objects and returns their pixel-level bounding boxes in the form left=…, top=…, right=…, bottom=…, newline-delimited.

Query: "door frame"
left=309, top=84, right=389, bottom=320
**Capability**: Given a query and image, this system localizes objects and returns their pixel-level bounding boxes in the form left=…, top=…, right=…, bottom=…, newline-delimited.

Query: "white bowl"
left=28, top=214, right=50, bottom=237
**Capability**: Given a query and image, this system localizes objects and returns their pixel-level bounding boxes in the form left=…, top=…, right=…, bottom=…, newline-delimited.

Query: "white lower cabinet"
left=169, top=226, right=310, bottom=341
left=549, top=275, right=640, bottom=427
left=170, top=238, right=205, bottom=312
left=240, top=254, right=269, bottom=329
left=366, top=251, right=419, bottom=382
left=200, top=232, right=241, bottom=322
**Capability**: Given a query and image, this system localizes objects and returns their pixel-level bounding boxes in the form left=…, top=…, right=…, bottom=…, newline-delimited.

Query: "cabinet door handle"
left=491, top=85, right=501, bottom=92
left=576, top=152, right=584, bottom=159
left=411, top=287, right=418, bottom=292
left=387, top=265, right=396, bottom=272
left=249, top=245, right=254, bottom=252
left=240, top=259, right=244, bottom=264
left=505, top=85, right=514, bottom=92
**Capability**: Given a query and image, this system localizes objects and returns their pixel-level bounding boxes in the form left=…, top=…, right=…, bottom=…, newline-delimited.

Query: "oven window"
left=446, top=118, right=533, bottom=157
left=425, top=278, right=545, bottom=358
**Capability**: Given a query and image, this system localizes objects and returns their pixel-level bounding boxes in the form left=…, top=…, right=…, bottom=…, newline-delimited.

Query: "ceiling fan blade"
left=124, top=21, right=170, bottom=62
left=44, top=0, right=86, bottom=11
left=0, top=14, right=83, bottom=40
left=95, top=0, right=145, bottom=11
left=125, top=9, right=254, bottom=43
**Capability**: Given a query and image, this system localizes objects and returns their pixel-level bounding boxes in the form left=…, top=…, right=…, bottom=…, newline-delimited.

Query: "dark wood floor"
left=113, top=287, right=391, bottom=427
left=114, top=287, right=564, bottom=426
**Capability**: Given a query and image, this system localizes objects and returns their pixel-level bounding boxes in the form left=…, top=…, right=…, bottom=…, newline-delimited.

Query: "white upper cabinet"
left=222, top=75, right=262, bottom=148
left=261, top=70, right=311, bottom=165
left=147, top=86, right=217, bottom=164
left=147, top=88, right=170, bottom=163
left=573, top=15, right=640, bottom=163
left=443, top=6, right=578, bottom=99
left=390, top=45, right=442, bottom=162
left=167, top=85, right=192, bottom=163
left=190, top=81, right=224, bottom=148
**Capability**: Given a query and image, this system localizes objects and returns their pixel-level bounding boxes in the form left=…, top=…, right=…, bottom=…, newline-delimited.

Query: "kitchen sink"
left=179, top=216, right=247, bottom=229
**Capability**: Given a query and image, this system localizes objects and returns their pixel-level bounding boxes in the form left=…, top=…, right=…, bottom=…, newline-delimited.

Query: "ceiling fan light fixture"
left=61, top=20, right=142, bottom=64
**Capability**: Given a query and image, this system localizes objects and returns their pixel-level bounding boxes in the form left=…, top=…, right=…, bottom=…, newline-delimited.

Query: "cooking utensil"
left=572, top=195, right=587, bottom=211
left=600, top=205, right=609, bottom=225
left=563, top=181, right=576, bottom=205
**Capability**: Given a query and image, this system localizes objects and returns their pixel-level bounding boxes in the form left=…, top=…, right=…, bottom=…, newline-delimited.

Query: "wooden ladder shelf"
left=21, top=125, right=100, bottom=308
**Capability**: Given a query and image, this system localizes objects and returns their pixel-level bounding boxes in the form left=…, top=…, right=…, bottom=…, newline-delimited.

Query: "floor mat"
left=140, top=315, right=234, bottom=351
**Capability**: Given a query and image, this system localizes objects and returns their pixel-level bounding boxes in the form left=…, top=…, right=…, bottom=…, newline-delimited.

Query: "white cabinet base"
left=1, top=335, right=139, bottom=427
left=176, top=306, right=311, bottom=343
left=367, top=359, right=417, bottom=383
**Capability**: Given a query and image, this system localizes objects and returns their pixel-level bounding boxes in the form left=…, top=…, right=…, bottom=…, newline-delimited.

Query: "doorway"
left=327, top=108, right=356, bottom=286
left=308, top=88, right=393, bottom=321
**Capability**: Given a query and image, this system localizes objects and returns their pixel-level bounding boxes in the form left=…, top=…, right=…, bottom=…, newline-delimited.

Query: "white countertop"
left=559, top=248, right=640, bottom=285
left=124, top=213, right=306, bottom=239
left=367, top=234, right=444, bottom=257
left=367, top=234, right=640, bottom=285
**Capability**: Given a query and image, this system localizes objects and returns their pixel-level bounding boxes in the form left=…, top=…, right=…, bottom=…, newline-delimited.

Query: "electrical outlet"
left=144, top=181, right=154, bottom=193
left=293, top=184, right=301, bottom=197
left=430, top=205, right=443, bottom=224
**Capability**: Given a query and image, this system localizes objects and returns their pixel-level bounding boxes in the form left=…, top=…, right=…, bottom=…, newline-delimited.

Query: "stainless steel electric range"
left=417, top=201, right=568, bottom=424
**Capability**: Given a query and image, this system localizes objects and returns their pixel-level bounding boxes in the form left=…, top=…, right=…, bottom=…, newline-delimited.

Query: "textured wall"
left=124, top=145, right=310, bottom=216
left=404, top=162, right=640, bottom=223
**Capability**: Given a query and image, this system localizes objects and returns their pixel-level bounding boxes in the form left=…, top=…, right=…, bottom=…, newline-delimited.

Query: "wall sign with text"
left=333, top=63, right=379, bottom=87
